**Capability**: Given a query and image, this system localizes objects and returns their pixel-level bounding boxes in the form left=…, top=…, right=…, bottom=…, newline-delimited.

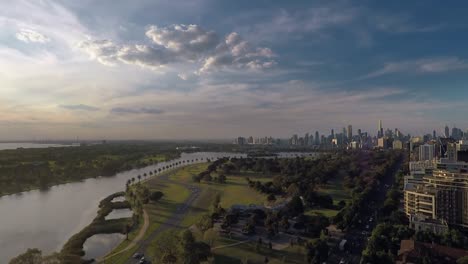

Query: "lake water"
left=104, top=208, right=133, bottom=220
left=82, top=233, right=125, bottom=260
left=0, top=142, right=74, bottom=150
left=0, top=151, right=317, bottom=261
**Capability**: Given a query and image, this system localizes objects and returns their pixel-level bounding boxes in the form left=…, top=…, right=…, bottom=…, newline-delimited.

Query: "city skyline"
left=2, top=1, right=468, bottom=140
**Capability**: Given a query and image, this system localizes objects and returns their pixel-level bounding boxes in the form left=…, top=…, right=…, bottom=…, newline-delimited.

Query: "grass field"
left=307, top=171, right=351, bottom=218
left=169, top=163, right=269, bottom=228
left=141, top=154, right=167, bottom=164
left=104, top=169, right=190, bottom=264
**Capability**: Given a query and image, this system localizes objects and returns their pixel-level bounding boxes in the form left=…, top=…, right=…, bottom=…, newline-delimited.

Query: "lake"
left=0, top=142, right=75, bottom=150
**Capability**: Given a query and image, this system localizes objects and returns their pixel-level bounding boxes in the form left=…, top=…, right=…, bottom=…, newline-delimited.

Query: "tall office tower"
left=419, top=144, right=435, bottom=161
left=347, top=125, right=352, bottom=141
left=342, top=127, right=347, bottom=141
left=315, top=131, right=320, bottom=145
left=445, top=125, right=450, bottom=138
left=331, top=129, right=335, bottom=138
left=304, top=133, right=309, bottom=146
left=378, top=120, right=383, bottom=138
left=358, top=129, right=362, bottom=137
left=309, top=134, right=314, bottom=145
left=433, top=130, right=437, bottom=140
left=292, top=134, right=298, bottom=145
left=395, top=128, right=401, bottom=139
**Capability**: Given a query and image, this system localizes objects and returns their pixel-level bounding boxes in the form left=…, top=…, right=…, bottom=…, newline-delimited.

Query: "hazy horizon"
left=1, top=0, right=468, bottom=140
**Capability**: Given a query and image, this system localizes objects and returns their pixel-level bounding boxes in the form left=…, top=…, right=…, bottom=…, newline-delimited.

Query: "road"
left=328, top=158, right=403, bottom=264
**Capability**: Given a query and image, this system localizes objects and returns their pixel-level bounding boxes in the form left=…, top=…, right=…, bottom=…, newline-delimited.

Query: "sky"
left=1, top=0, right=468, bottom=140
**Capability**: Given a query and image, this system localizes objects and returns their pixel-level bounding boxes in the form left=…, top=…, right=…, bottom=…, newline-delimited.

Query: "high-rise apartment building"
left=419, top=144, right=435, bottom=161
left=404, top=160, right=468, bottom=228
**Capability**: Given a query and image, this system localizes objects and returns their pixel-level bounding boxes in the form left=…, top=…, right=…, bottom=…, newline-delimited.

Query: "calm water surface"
left=105, top=208, right=133, bottom=220
left=0, top=142, right=74, bottom=150
left=82, top=233, right=125, bottom=260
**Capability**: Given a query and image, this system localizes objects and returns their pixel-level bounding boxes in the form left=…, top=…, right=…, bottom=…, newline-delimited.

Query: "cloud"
left=372, top=14, right=444, bottom=33
left=361, top=57, right=468, bottom=79
left=79, top=24, right=276, bottom=74
left=145, top=24, right=219, bottom=59
left=110, top=107, right=164, bottom=115
left=60, top=104, right=99, bottom=111
left=79, top=40, right=172, bottom=70
left=16, top=28, right=50, bottom=43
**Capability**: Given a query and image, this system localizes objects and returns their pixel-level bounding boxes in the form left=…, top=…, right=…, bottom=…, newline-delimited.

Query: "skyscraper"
left=378, top=120, right=383, bottom=138
left=304, top=133, right=309, bottom=146
left=347, top=125, right=352, bottom=141
left=331, top=129, right=335, bottom=139
left=315, top=131, right=319, bottom=145
left=445, top=125, right=450, bottom=138
left=433, top=130, right=437, bottom=140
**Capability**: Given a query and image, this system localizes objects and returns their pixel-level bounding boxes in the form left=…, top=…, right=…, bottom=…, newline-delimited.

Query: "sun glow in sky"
left=1, top=0, right=468, bottom=140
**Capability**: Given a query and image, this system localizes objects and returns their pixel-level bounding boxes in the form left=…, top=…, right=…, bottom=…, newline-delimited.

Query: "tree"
left=156, top=231, right=180, bottom=264
left=181, top=230, right=196, bottom=261
left=203, top=228, right=218, bottom=247
left=9, top=248, right=42, bottom=264
left=9, top=248, right=64, bottom=264
left=212, top=193, right=221, bottom=210
left=287, top=196, right=304, bottom=216
left=137, top=175, right=142, bottom=182
left=192, top=174, right=201, bottom=183
left=150, top=191, right=164, bottom=202
left=203, top=173, right=213, bottom=182
left=267, top=194, right=276, bottom=202
left=196, top=214, right=213, bottom=234
left=218, top=174, right=227, bottom=183
left=280, top=216, right=290, bottom=231
left=124, top=224, right=131, bottom=240
left=287, top=183, right=300, bottom=196
left=457, top=256, right=468, bottom=264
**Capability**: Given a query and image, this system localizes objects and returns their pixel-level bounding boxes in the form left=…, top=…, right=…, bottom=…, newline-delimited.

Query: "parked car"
left=133, top=253, right=143, bottom=259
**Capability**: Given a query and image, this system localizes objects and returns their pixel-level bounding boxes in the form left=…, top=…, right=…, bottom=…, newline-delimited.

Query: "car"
left=339, top=259, right=347, bottom=264
left=365, top=225, right=370, bottom=229
left=139, top=257, right=146, bottom=264
left=133, top=253, right=143, bottom=259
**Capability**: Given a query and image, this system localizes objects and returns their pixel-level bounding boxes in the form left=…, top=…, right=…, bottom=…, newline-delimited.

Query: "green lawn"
left=317, top=171, right=351, bottom=203
left=169, top=164, right=269, bottom=228
left=104, top=170, right=190, bottom=264
left=306, top=171, right=351, bottom=218
left=305, top=208, right=340, bottom=218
